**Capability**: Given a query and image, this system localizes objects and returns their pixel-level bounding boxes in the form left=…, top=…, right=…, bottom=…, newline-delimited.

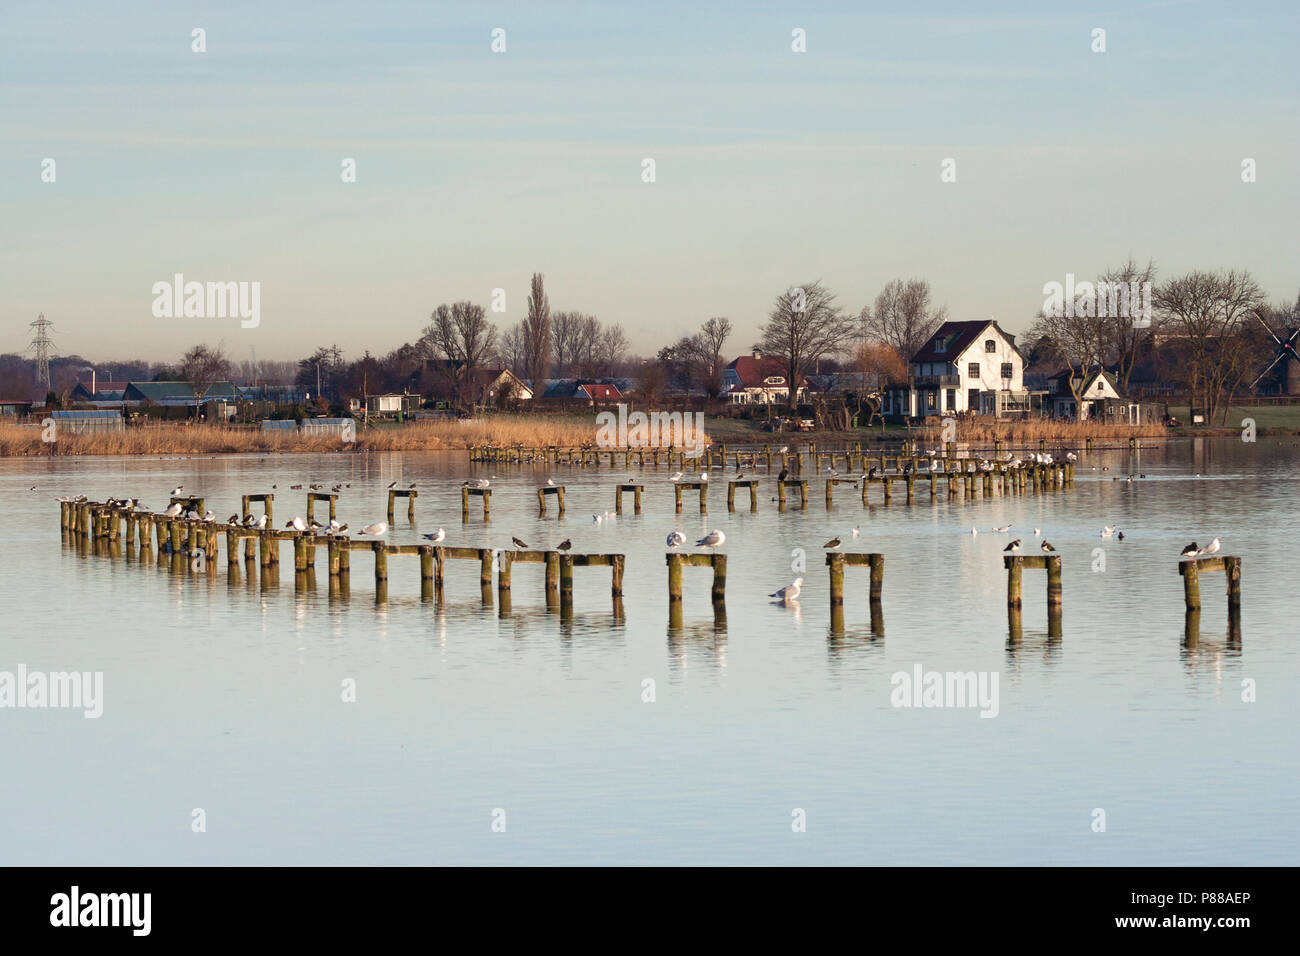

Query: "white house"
left=886, top=320, right=1028, bottom=419
left=1049, top=368, right=1123, bottom=420
left=722, top=350, right=810, bottom=404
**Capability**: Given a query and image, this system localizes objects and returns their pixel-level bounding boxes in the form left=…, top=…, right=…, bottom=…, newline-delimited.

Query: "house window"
left=984, top=339, right=996, bottom=352
left=945, top=389, right=956, bottom=410
left=1000, top=363, right=1013, bottom=379
left=967, top=363, right=980, bottom=378
left=935, top=339, right=946, bottom=353
left=926, top=392, right=937, bottom=411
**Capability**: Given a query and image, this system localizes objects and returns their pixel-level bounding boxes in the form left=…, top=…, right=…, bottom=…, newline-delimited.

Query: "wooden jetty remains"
left=776, top=478, right=808, bottom=509
left=726, top=479, right=758, bottom=511
left=1179, top=556, right=1242, bottom=614
left=614, top=483, right=643, bottom=515
left=387, top=488, right=417, bottom=523
left=61, top=499, right=624, bottom=611
left=672, top=480, right=709, bottom=514
left=536, top=484, right=566, bottom=515
left=1004, top=553, right=1063, bottom=640
left=461, top=485, right=490, bottom=520
left=666, top=552, right=727, bottom=604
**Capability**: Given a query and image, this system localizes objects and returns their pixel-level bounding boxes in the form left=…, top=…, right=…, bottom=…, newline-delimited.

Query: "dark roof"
left=910, top=320, right=998, bottom=364
left=725, top=354, right=808, bottom=389
left=123, top=381, right=238, bottom=402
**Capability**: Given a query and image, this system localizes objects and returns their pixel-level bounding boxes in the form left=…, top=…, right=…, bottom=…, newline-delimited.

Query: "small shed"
left=299, top=418, right=353, bottom=437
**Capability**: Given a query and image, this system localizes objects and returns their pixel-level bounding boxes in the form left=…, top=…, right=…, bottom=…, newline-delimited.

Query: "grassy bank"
left=0, top=415, right=697, bottom=457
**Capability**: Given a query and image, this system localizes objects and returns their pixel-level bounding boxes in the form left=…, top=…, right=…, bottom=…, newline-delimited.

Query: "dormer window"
left=984, top=339, right=996, bottom=352
left=935, top=338, right=946, bottom=353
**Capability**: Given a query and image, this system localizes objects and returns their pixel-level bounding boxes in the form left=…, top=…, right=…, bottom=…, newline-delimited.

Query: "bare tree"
left=522, top=273, right=551, bottom=392
left=758, top=281, right=857, bottom=406
left=1097, top=256, right=1158, bottom=393
left=696, top=316, right=732, bottom=397
left=861, top=278, right=948, bottom=361
left=420, top=301, right=498, bottom=408
left=498, top=321, right=529, bottom=377
left=1028, top=307, right=1106, bottom=415
left=596, top=324, right=629, bottom=377
left=179, top=343, right=231, bottom=419
left=1155, top=269, right=1264, bottom=423
left=552, top=311, right=601, bottom=377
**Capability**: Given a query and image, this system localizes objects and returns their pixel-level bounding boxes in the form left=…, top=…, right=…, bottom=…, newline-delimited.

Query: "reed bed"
left=0, top=415, right=696, bottom=457
left=914, top=420, right=1166, bottom=443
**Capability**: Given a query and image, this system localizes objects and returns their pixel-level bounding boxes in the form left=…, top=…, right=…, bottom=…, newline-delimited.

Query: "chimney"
left=752, top=348, right=762, bottom=361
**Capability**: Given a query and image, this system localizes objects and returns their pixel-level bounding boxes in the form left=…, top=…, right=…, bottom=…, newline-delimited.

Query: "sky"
left=2, top=0, right=1297, bottom=366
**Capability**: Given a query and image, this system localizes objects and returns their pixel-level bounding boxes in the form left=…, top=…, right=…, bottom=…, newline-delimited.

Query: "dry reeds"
left=914, top=419, right=1165, bottom=443
left=0, top=414, right=699, bottom=457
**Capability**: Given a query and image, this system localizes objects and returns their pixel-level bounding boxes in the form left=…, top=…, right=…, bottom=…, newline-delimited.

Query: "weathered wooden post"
left=611, top=554, right=625, bottom=597
left=828, top=552, right=845, bottom=605
left=559, top=554, right=575, bottom=604
left=711, top=554, right=727, bottom=603
left=667, top=552, right=684, bottom=602
left=1007, top=557, right=1023, bottom=608
left=1181, top=559, right=1201, bottom=610
left=498, top=549, right=512, bottom=596
left=545, top=551, right=560, bottom=604
left=328, top=537, right=341, bottom=576
left=1046, top=554, right=1062, bottom=611
left=673, top=483, right=684, bottom=514
left=373, top=542, right=388, bottom=585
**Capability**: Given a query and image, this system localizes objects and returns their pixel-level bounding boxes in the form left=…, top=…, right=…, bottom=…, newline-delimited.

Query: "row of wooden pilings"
left=535, top=462, right=1073, bottom=517
left=59, top=498, right=624, bottom=612
left=469, top=439, right=1100, bottom=472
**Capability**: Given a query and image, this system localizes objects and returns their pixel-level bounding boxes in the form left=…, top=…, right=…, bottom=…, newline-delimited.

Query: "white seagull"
left=164, top=502, right=183, bottom=517
left=170, top=485, right=184, bottom=496
left=669, top=472, right=683, bottom=482
left=1101, top=526, right=1115, bottom=538
left=286, top=516, right=307, bottom=532
left=769, top=578, right=803, bottom=603
left=992, top=525, right=1011, bottom=533
left=1200, top=536, right=1221, bottom=555
left=359, top=522, right=388, bottom=536
left=546, top=478, right=555, bottom=486
left=695, top=529, right=725, bottom=551
left=666, top=530, right=686, bottom=549
left=255, top=514, right=269, bottom=530
left=423, top=528, right=446, bottom=543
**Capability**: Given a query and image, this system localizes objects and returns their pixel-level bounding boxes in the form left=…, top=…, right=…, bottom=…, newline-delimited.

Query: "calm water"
left=1, top=438, right=1296, bottom=865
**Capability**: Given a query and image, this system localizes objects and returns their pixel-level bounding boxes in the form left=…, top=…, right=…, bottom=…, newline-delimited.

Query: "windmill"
left=1249, top=310, right=1300, bottom=395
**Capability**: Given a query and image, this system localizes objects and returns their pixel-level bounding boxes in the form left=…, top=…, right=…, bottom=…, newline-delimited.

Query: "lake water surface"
left=1, top=437, right=1295, bottom=865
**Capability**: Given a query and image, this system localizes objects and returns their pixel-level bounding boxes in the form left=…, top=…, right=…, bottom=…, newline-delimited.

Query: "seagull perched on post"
left=170, top=485, right=184, bottom=496
left=546, top=478, right=555, bottom=486
left=666, top=530, right=686, bottom=549
left=285, top=516, right=307, bottom=532
left=255, top=514, right=269, bottom=530
left=669, top=471, right=683, bottom=482
left=359, top=522, right=388, bottom=536
left=423, top=528, right=446, bottom=543
left=695, top=529, right=725, bottom=552
left=769, top=578, right=803, bottom=603
left=1200, top=536, right=1221, bottom=555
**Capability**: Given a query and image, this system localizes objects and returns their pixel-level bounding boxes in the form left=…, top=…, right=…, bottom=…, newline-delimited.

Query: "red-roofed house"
left=578, top=382, right=622, bottom=403
left=722, top=350, right=809, bottom=404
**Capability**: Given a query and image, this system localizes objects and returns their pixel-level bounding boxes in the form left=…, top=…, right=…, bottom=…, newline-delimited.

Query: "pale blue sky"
left=2, top=1, right=1296, bottom=363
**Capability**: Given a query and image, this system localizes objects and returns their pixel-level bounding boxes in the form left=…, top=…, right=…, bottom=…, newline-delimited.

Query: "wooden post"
left=1007, top=556, right=1023, bottom=608
left=711, top=554, right=727, bottom=602
left=545, top=551, right=559, bottom=601
left=461, top=487, right=469, bottom=519
left=1046, top=554, right=1062, bottom=610
left=1225, top=556, right=1242, bottom=613
left=1182, top=560, right=1201, bottom=610
left=388, top=490, right=396, bottom=523
left=667, top=553, right=683, bottom=602
left=611, top=554, right=625, bottom=597
left=537, top=488, right=546, bottom=514
left=828, top=552, right=845, bottom=605
left=498, top=550, right=512, bottom=594
left=479, top=549, right=494, bottom=589
left=559, top=554, right=574, bottom=604
left=869, top=553, right=884, bottom=603
left=674, top=484, right=684, bottom=513
left=372, top=542, right=388, bottom=584
left=328, top=537, right=341, bottom=576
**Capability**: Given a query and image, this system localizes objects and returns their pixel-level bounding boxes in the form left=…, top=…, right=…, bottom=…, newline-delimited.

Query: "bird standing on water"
left=769, top=578, right=803, bottom=603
